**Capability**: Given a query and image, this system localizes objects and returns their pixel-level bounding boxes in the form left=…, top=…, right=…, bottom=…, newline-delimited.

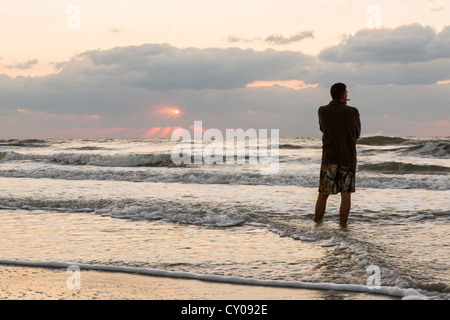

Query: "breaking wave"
left=406, top=141, right=450, bottom=159
left=0, top=139, right=49, bottom=148
left=357, top=136, right=409, bottom=146
left=0, top=166, right=449, bottom=190
left=359, top=162, right=450, bottom=175
left=1, top=151, right=179, bottom=167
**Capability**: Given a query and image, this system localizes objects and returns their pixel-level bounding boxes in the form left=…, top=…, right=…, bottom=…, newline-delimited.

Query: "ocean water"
left=0, top=136, right=448, bottom=300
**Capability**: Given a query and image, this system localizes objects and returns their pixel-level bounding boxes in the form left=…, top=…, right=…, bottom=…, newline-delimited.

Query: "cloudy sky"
left=0, top=0, right=449, bottom=138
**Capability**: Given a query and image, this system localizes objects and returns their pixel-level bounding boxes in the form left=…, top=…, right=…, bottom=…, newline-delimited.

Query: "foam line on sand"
left=0, top=259, right=427, bottom=300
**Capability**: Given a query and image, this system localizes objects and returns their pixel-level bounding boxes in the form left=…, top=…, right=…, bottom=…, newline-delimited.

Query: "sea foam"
left=0, top=259, right=432, bottom=300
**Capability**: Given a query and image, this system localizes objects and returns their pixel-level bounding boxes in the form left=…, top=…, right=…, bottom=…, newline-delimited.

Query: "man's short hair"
left=330, top=83, right=347, bottom=100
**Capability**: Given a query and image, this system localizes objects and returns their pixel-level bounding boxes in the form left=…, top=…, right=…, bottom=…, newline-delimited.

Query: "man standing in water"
left=314, top=83, right=361, bottom=228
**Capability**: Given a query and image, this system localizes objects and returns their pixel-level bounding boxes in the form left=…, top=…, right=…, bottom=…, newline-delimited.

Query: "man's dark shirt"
left=318, top=100, right=361, bottom=166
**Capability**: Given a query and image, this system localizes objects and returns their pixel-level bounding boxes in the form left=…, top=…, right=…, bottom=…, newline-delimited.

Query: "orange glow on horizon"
left=246, top=80, right=318, bottom=90
left=437, top=79, right=450, bottom=85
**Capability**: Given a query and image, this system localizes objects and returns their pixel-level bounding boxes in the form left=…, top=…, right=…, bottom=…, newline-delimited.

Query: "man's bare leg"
left=314, top=193, right=329, bottom=224
left=340, top=192, right=351, bottom=227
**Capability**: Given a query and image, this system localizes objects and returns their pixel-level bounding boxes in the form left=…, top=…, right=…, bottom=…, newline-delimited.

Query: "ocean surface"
left=0, top=136, right=449, bottom=300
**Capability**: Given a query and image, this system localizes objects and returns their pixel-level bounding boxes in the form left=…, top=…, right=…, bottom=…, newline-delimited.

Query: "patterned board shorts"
left=319, top=161, right=356, bottom=195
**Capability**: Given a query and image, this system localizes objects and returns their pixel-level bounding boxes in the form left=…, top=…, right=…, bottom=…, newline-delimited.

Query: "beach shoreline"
left=0, top=265, right=395, bottom=300
left=1, top=137, right=448, bottom=301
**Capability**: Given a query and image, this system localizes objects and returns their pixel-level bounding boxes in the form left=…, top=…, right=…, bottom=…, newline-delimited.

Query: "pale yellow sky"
left=1, top=0, right=448, bottom=77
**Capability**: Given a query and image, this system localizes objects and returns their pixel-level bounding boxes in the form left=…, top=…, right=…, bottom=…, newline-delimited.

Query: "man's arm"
left=355, top=109, right=361, bottom=139
left=318, top=107, right=323, bottom=133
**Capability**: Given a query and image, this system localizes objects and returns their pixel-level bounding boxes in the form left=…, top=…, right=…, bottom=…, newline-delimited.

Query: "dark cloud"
left=306, top=58, right=450, bottom=86
left=226, top=35, right=258, bottom=43
left=264, top=31, right=315, bottom=45
left=7, top=59, right=39, bottom=70
left=0, top=44, right=316, bottom=121
left=227, top=31, right=314, bottom=45
left=1, top=25, right=449, bottom=138
left=49, top=44, right=315, bottom=91
left=3, top=26, right=450, bottom=99
left=319, top=24, right=450, bottom=63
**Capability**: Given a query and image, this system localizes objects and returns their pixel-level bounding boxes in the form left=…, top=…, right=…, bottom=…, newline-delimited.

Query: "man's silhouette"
left=314, top=83, right=361, bottom=227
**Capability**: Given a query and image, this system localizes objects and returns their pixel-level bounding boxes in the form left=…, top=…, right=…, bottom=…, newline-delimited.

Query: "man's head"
left=330, top=83, right=347, bottom=102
